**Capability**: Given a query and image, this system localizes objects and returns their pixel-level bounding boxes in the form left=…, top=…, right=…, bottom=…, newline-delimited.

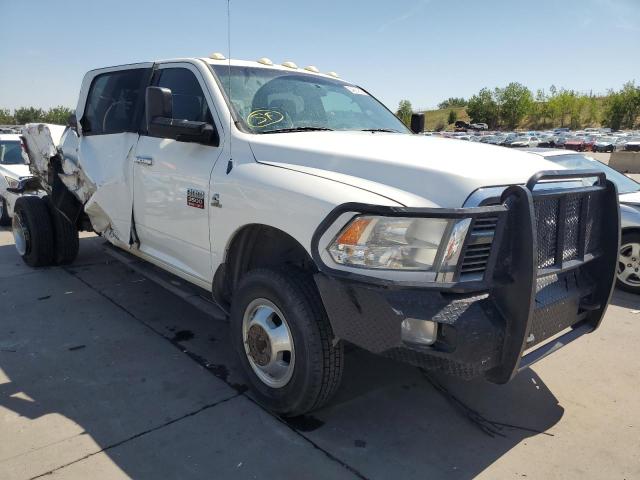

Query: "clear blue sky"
left=1, top=0, right=638, bottom=112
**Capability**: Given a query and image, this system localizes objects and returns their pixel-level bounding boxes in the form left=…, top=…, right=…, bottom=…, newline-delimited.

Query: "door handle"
left=135, top=156, right=153, bottom=166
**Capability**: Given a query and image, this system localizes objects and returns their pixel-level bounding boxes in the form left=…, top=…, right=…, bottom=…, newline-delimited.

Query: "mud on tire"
left=230, top=267, right=344, bottom=417
left=13, top=196, right=55, bottom=267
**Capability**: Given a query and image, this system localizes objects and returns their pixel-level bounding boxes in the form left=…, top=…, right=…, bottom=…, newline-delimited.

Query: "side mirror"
left=146, top=86, right=173, bottom=128
left=145, top=86, right=219, bottom=146
left=410, top=113, right=425, bottom=134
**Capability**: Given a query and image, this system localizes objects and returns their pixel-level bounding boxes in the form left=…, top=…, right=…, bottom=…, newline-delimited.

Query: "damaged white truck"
left=16, top=56, right=619, bottom=416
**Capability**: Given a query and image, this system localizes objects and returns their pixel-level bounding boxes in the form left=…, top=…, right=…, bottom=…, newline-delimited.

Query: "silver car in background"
left=525, top=149, right=640, bottom=294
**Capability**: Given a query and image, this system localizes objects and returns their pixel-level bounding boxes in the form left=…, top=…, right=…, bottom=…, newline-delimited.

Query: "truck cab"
left=17, top=55, right=620, bottom=416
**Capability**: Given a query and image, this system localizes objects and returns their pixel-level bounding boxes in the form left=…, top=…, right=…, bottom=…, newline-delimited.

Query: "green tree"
left=569, top=95, right=588, bottom=129
left=535, top=89, right=551, bottom=128
left=396, top=100, right=413, bottom=126
left=602, top=90, right=627, bottom=131
left=447, top=110, right=457, bottom=125
left=618, top=81, right=640, bottom=128
left=585, top=96, right=599, bottom=126
left=546, top=85, right=560, bottom=126
left=14, top=107, right=45, bottom=124
left=438, top=97, right=467, bottom=109
left=434, top=120, right=446, bottom=132
left=466, top=88, right=499, bottom=129
left=43, top=106, right=74, bottom=125
left=0, top=108, right=15, bottom=125
left=495, top=82, right=533, bottom=129
left=548, top=89, right=577, bottom=128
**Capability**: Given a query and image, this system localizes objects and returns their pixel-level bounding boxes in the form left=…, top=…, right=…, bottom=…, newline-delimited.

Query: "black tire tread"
left=0, top=197, right=10, bottom=226
left=277, top=267, right=343, bottom=412
left=44, top=196, right=79, bottom=265
left=232, top=267, right=344, bottom=416
left=14, top=196, right=55, bottom=267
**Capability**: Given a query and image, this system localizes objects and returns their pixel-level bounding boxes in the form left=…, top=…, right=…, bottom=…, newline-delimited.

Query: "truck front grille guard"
left=486, top=170, right=620, bottom=383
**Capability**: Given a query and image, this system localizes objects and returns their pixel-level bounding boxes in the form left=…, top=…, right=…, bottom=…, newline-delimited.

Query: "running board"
left=103, top=243, right=228, bottom=321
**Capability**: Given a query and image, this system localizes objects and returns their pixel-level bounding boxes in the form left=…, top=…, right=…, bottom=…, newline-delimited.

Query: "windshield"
left=0, top=140, right=25, bottom=165
left=210, top=65, right=409, bottom=134
left=547, top=153, right=640, bottom=194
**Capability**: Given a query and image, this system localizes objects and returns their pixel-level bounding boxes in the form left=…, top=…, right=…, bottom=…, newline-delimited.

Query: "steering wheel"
left=102, top=101, right=130, bottom=132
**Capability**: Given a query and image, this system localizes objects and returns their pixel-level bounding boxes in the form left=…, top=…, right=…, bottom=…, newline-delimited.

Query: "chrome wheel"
left=12, top=213, right=29, bottom=256
left=618, top=242, right=640, bottom=289
left=242, top=298, right=295, bottom=388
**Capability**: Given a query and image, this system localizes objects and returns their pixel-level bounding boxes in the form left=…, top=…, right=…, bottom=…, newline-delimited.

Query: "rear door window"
left=82, top=69, right=149, bottom=135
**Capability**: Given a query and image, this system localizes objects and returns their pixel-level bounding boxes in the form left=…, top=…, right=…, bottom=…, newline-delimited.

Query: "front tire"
left=230, top=267, right=344, bottom=416
left=13, top=196, right=55, bottom=267
left=617, top=232, right=640, bottom=294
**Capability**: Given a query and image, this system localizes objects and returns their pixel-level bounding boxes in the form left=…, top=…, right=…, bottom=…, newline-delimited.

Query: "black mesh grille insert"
left=534, top=198, right=558, bottom=268
left=562, top=194, right=581, bottom=261
left=533, top=190, right=603, bottom=270
left=585, top=193, right=602, bottom=254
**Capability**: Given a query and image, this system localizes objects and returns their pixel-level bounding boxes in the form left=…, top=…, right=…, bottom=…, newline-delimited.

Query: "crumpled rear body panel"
left=22, top=124, right=67, bottom=181
left=21, top=123, right=135, bottom=247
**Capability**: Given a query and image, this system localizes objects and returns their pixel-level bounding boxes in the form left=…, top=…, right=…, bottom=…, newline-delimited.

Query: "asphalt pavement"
left=0, top=224, right=639, bottom=480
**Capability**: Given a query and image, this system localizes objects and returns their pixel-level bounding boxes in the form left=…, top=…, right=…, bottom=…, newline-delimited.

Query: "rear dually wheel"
left=13, top=196, right=55, bottom=267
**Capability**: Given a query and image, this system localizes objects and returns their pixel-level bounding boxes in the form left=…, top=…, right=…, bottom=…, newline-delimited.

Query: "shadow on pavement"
left=608, top=289, right=639, bottom=309
left=0, top=237, right=565, bottom=479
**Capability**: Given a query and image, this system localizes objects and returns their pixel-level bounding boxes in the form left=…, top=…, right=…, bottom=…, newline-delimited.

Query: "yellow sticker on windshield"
left=247, top=109, right=285, bottom=128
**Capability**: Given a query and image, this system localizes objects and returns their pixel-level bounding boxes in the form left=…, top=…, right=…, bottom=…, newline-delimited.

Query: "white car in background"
left=509, top=136, right=539, bottom=148
left=525, top=148, right=640, bottom=294
left=0, top=133, right=30, bottom=226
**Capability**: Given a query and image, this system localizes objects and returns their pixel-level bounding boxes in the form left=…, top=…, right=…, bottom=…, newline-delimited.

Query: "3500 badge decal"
left=187, top=189, right=205, bottom=209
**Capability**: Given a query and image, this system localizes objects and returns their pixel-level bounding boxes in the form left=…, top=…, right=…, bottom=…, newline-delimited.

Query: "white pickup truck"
left=17, top=56, right=619, bottom=416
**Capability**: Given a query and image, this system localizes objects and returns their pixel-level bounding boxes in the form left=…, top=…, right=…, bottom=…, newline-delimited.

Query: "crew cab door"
left=132, top=63, right=223, bottom=283
left=76, top=64, right=153, bottom=245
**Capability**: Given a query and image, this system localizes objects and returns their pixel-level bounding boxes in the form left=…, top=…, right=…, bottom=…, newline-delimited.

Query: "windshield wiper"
left=361, top=128, right=400, bottom=133
left=262, top=127, right=334, bottom=134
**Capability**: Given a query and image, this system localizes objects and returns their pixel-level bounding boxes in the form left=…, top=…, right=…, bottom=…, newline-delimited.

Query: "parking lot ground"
left=1, top=227, right=639, bottom=480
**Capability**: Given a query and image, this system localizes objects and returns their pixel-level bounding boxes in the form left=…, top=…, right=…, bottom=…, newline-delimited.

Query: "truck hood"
left=0, top=164, right=31, bottom=179
left=248, top=131, right=562, bottom=207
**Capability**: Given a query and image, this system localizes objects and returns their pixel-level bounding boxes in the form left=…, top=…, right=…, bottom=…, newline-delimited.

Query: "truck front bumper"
left=314, top=172, right=620, bottom=383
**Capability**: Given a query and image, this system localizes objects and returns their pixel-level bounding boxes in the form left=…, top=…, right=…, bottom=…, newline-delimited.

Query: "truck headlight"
left=328, top=216, right=451, bottom=270
left=4, top=176, right=19, bottom=189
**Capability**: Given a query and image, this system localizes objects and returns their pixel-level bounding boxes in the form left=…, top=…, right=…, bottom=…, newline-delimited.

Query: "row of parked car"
left=428, top=128, right=640, bottom=152
left=0, top=126, right=22, bottom=135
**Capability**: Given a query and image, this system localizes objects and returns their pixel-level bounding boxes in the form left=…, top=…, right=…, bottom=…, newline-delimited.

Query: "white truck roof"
left=85, top=56, right=345, bottom=82
left=0, top=133, right=22, bottom=141
left=203, top=56, right=342, bottom=79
